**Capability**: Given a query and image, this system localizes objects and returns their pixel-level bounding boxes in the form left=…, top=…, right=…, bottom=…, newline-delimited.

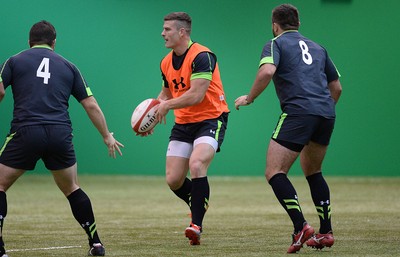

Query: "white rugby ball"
left=131, top=98, right=160, bottom=134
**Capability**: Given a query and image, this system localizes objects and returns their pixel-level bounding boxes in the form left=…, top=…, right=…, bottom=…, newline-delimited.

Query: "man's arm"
left=0, top=82, right=5, bottom=103
left=328, top=79, right=342, bottom=103
left=156, top=78, right=210, bottom=121
left=80, top=96, right=123, bottom=158
left=162, top=78, right=209, bottom=109
left=235, top=63, right=276, bottom=110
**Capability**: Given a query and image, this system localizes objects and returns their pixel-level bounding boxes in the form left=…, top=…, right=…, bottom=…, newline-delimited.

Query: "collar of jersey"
left=273, top=30, right=298, bottom=40
left=188, top=39, right=194, bottom=48
left=31, top=45, right=53, bottom=50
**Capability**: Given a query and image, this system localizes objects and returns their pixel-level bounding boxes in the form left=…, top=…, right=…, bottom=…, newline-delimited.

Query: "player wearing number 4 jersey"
left=0, top=20, right=123, bottom=256
left=235, top=4, right=342, bottom=254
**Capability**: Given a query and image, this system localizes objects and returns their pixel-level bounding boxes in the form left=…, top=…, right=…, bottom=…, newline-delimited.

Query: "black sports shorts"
left=271, top=113, right=335, bottom=152
left=170, top=112, right=229, bottom=152
left=0, top=124, right=76, bottom=170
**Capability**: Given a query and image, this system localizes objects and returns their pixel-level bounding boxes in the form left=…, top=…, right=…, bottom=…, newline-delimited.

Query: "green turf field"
left=3, top=175, right=400, bottom=256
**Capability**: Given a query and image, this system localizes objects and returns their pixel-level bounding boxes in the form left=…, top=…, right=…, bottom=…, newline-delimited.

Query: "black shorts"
left=170, top=112, right=229, bottom=152
left=271, top=113, right=335, bottom=152
left=0, top=125, right=76, bottom=170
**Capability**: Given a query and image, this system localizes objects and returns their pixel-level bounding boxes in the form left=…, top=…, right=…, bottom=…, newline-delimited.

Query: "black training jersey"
left=260, top=31, right=340, bottom=118
left=0, top=45, right=92, bottom=130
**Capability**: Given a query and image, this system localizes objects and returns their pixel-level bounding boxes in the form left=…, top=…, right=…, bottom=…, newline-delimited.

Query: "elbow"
left=336, top=81, right=343, bottom=94
left=329, top=80, right=342, bottom=103
left=0, top=84, right=5, bottom=101
left=336, top=84, right=343, bottom=99
left=334, top=86, right=342, bottom=98
left=331, top=88, right=342, bottom=103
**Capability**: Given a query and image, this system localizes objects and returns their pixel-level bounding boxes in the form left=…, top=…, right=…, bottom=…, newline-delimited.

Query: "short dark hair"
left=29, top=20, right=56, bottom=47
left=272, top=4, right=300, bottom=30
left=164, top=12, right=192, bottom=34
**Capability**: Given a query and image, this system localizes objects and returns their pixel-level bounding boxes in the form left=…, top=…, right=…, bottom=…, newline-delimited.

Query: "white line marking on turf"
left=8, top=245, right=82, bottom=252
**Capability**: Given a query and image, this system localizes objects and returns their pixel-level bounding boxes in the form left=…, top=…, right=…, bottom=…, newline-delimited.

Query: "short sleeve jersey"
left=260, top=31, right=340, bottom=118
left=0, top=45, right=93, bottom=130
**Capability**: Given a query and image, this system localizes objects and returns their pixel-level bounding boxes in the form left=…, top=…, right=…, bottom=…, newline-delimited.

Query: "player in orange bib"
left=155, top=12, right=229, bottom=245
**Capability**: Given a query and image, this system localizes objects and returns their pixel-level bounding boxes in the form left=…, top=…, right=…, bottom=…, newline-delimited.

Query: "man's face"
left=161, top=20, right=181, bottom=49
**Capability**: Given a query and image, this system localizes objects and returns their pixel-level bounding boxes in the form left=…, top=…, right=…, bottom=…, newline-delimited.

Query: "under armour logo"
left=173, top=77, right=187, bottom=90
left=209, top=129, right=216, bottom=135
left=320, top=200, right=330, bottom=205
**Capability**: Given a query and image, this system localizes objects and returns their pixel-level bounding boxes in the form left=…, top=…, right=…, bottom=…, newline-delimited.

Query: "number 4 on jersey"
left=36, top=57, right=51, bottom=84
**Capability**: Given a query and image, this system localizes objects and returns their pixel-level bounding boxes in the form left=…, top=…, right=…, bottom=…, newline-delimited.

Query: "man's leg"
left=266, top=139, right=305, bottom=231
left=183, top=142, right=215, bottom=245
left=0, top=164, right=25, bottom=257
left=188, top=143, right=214, bottom=227
left=265, top=140, right=314, bottom=253
left=51, top=164, right=104, bottom=256
left=166, top=155, right=191, bottom=206
left=301, top=141, right=334, bottom=249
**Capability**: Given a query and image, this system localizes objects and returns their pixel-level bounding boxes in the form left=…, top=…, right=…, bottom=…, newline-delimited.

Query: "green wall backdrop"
left=0, top=0, right=399, bottom=176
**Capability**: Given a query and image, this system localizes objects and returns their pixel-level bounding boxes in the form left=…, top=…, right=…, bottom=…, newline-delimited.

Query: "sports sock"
left=190, top=177, right=209, bottom=228
left=172, top=177, right=192, bottom=206
left=67, top=188, right=102, bottom=246
left=0, top=191, right=6, bottom=247
left=306, top=173, right=332, bottom=234
left=269, top=173, right=306, bottom=232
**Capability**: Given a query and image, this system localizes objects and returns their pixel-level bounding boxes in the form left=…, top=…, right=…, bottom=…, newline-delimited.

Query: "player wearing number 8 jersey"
left=235, top=4, right=342, bottom=253
left=0, top=20, right=124, bottom=256
left=259, top=30, right=338, bottom=118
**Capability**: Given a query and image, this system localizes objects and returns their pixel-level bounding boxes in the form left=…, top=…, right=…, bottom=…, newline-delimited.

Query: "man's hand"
left=104, top=132, right=124, bottom=158
left=234, top=95, right=252, bottom=110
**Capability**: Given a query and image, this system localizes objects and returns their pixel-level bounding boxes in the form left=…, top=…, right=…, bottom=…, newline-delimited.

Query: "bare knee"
left=55, top=180, right=79, bottom=197
left=189, top=159, right=207, bottom=179
left=265, top=170, right=273, bottom=182
left=166, top=170, right=185, bottom=190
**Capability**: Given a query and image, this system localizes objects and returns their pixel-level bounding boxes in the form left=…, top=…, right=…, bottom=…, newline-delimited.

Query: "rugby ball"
left=131, top=98, right=160, bottom=134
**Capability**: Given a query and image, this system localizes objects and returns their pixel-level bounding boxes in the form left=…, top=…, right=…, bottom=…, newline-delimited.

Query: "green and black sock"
left=306, top=173, right=332, bottom=234
left=0, top=191, right=7, bottom=248
left=172, top=177, right=192, bottom=206
left=269, top=173, right=306, bottom=232
left=190, top=177, right=209, bottom=228
left=67, top=188, right=102, bottom=246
